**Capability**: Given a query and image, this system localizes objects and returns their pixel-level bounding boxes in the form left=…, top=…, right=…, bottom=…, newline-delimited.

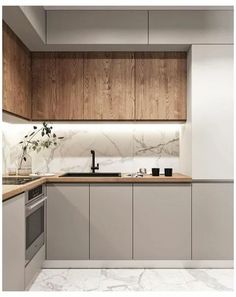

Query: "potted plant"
left=18, top=122, right=64, bottom=175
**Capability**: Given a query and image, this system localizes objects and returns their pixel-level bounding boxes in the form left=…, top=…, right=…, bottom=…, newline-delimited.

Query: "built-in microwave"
left=25, top=185, right=47, bottom=266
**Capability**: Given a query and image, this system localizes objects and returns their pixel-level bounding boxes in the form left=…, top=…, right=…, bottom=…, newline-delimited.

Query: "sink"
left=60, top=172, right=122, bottom=177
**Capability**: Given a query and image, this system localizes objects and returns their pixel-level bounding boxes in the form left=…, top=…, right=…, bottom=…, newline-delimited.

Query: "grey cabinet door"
left=134, top=184, right=191, bottom=260
left=3, top=194, right=25, bottom=291
left=47, top=11, right=148, bottom=44
left=47, top=184, right=89, bottom=260
left=192, top=183, right=234, bottom=260
left=90, top=184, right=132, bottom=260
left=149, top=11, right=233, bottom=44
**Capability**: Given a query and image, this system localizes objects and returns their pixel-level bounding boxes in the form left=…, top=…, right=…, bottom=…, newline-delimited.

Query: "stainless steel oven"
left=25, top=185, right=47, bottom=265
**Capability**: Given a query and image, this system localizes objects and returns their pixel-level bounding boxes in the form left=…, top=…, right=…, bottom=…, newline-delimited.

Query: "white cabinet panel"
left=191, top=45, right=233, bottom=179
left=47, top=11, right=148, bottom=44
left=149, top=11, right=233, bottom=44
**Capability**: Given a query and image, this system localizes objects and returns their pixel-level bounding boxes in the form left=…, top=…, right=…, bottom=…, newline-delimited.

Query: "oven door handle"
left=26, top=196, right=47, bottom=210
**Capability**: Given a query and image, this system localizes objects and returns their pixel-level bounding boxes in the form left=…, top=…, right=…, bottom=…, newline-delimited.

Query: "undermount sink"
left=60, top=172, right=122, bottom=177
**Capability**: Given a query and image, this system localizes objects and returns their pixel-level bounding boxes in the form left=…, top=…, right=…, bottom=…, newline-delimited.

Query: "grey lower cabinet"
left=47, top=184, right=89, bottom=260
left=90, top=184, right=132, bottom=260
left=2, top=193, right=25, bottom=291
left=133, top=184, right=191, bottom=260
left=192, top=182, right=234, bottom=260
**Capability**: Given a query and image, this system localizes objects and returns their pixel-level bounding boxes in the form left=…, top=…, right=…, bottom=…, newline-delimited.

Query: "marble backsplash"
left=2, top=123, right=180, bottom=175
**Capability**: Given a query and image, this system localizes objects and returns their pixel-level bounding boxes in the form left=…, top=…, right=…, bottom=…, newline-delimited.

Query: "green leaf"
left=53, top=133, right=56, bottom=138
left=58, top=137, right=64, bottom=139
left=33, top=126, right=37, bottom=130
left=19, top=141, right=23, bottom=144
left=41, top=131, right=45, bottom=137
left=29, top=132, right=35, bottom=136
left=23, top=157, right=26, bottom=161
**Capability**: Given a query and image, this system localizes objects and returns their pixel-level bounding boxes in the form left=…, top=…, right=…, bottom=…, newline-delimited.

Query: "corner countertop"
left=2, top=173, right=192, bottom=202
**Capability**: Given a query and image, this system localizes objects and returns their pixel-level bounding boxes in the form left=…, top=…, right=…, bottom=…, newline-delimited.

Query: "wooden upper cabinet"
left=135, top=52, right=187, bottom=120
left=3, top=23, right=31, bottom=119
left=32, top=53, right=84, bottom=120
left=84, top=52, right=135, bottom=120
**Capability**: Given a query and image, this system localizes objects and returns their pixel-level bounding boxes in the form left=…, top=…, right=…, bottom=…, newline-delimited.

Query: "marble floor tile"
left=29, top=269, right=234, bottom=291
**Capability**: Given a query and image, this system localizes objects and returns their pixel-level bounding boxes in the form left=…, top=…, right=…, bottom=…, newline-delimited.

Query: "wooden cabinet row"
left=46, top=183, right=233, bottom=261
left=31, top=52, right=187, bottom=120
left=32, top=52, right=187, bottom=121
left=3, top=23, right=187, bottom=121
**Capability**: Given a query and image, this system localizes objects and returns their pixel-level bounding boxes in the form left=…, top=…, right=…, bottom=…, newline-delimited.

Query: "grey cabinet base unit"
left=90, top=184, right=132, bottom=260
left=192, top=183, right=234, bottom=260
left=2, top=193, right=25, bottom=291
left=134, top=184, right=191, bottom=260
left=43, top=260, right=233, bottom=269
left=47, top=184, right=90, bottom=260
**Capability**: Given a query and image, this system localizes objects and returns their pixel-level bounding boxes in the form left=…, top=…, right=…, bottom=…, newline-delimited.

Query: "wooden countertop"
left=2, top=173, right=192, bottom=202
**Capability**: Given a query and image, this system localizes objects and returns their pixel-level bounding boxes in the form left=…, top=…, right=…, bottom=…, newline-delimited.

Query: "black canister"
left=152, top=168, right=160, bottom=176
left=164, top=168, right=173, bottom=176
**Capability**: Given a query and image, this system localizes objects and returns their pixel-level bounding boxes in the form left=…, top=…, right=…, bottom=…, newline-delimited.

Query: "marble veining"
left=29, top=269, right=234, bottom=291
left=2, top=123, right=180, bottom=174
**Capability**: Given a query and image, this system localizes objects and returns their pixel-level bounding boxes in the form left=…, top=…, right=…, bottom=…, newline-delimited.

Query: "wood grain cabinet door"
left=3, top=23, right=31, bottom=119
left=135, top=52, right=187, bottom=120
left=84, top=52, right=135, bottom=120
left=32, top=53, right=84, bottom=120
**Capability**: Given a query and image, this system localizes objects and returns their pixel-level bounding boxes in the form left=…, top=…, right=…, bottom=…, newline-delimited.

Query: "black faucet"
left=91, top=150, right=99, bottom=173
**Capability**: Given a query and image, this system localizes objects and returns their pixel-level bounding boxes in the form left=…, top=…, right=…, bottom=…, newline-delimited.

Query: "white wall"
left=191, top=45, right=233, bottom=179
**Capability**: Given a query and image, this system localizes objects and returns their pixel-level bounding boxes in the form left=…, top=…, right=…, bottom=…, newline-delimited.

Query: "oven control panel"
left=28, top=185, right=43, bottom=201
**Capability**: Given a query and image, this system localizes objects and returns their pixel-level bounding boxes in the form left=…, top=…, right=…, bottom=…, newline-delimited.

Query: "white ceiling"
left=44, top=6, right=233, bottom=11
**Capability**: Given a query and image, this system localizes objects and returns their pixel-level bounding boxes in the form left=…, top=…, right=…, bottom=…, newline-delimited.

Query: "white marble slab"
left=29, top=269, right=234, bottom=291
left=2, top=123, right=180, bottom=174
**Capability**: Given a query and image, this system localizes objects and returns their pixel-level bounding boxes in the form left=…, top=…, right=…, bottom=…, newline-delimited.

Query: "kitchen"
left=1, top=2, right=234, bottom=293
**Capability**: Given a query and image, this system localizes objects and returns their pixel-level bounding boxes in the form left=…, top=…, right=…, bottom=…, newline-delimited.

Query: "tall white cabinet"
left=191, top=44, right=233, bottom=180
left=189, top=45, right=234, bottom=262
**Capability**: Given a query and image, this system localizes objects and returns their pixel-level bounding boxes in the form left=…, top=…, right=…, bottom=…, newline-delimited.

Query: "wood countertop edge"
left=2, top=173, right=192, bottom=202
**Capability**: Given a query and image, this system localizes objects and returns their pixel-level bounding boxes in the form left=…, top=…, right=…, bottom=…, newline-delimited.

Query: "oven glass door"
left=26, top=205, right=44, bottom=250
left=25, top=196, right=46, bottom=265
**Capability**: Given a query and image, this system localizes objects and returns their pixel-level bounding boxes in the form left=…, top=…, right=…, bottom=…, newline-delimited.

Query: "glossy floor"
left=29, top=269, right=234, bottom=291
